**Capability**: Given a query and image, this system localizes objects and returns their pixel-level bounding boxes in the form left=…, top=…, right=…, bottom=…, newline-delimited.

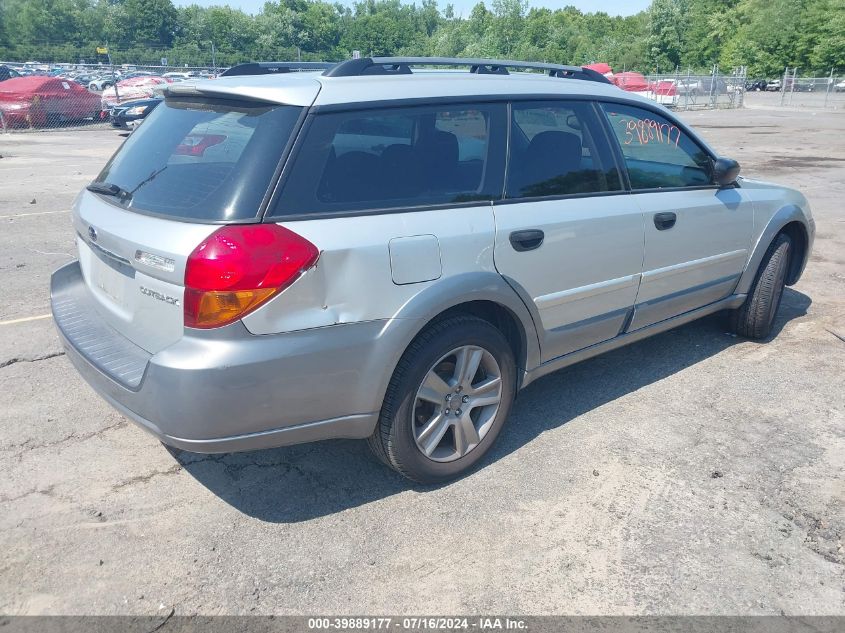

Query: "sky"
left=173, top=0, right=651, bottom=19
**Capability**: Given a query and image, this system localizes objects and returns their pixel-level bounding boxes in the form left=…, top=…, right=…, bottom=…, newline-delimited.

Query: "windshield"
left=94, top=98, right=302, bottom=222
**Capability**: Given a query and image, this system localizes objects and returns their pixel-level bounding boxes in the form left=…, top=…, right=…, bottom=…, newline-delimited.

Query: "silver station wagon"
left=51, top=57, right=814, bottom=483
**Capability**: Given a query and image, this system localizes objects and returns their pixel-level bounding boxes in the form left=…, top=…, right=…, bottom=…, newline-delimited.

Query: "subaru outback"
left=51, top=57, right=814, bottom=483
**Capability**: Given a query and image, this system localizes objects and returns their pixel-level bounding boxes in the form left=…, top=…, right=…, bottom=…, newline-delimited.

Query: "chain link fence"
left=0, top=62, right=218, bottom=132
left=10, top=60, right=833, bottom=133
left=774, top=68, right=845, bottom=109
left=637, top=66, right=747, bottom=111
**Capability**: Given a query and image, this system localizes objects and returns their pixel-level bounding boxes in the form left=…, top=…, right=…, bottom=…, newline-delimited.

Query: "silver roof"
left=168, top=69, right=654, bottom=109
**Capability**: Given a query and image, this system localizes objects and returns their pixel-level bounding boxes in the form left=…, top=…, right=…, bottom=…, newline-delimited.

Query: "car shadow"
left=174, top=288, right=811, bottom=523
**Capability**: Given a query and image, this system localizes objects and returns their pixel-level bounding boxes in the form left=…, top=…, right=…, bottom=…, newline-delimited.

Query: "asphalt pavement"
left=0, top=102, right=842, bottom=615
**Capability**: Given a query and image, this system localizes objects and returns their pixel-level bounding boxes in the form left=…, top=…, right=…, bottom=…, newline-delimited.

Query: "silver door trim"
left=523, top=293, right=747, bottom=388
left=642, top=249, right=748, bottom=283
left=534, top=273, right=640, bottom=310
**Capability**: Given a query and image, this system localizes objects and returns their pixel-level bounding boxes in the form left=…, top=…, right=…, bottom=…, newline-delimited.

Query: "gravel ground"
left=0, top=104, right=842, bottom=616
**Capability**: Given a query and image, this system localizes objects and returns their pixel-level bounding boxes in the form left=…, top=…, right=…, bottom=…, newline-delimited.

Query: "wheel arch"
left=386, top=272, right=542, bottom=391
left=431, top=300, right=528, bottom=386
left=778, top=220, right=809, bottom=285
left=736, top=205, right=813, bottom=295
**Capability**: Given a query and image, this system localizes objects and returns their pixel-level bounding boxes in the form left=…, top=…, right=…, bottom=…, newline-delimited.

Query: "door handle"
left=654, top=212, right=677, bottom=231
left=509, top=229, right=545, bottom=252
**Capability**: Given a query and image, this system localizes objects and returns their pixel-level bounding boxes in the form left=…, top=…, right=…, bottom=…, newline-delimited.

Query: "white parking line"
left=0, top=210, right=69, bottom=220
left=0, top=314, right=52, bottom=326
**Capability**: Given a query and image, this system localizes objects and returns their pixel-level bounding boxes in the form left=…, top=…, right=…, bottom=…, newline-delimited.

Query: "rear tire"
left=729, top=233, right=791, bottom=340
left=45, top=112, right=61, bottom=128
left=369, top=315, right=516, bottom=484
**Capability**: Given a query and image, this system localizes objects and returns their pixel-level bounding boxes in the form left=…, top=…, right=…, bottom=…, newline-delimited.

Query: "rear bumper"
left=51, top=261, right=414, bottom=453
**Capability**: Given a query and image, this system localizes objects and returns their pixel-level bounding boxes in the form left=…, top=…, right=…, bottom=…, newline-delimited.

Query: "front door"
left=493, top=100, right=644, bottom=362
left=599, top=102, right=754, bottom=330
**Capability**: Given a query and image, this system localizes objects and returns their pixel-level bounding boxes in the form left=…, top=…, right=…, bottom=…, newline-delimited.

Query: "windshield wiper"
left=129, top=165, right=167, bottom=196
left=86, top=182, right=132, bottom=202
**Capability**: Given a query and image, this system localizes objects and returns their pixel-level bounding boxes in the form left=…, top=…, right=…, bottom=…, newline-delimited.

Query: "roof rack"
left=221, top=62, right=335, bottom=77
left=323, top=57, right=612, bottom=84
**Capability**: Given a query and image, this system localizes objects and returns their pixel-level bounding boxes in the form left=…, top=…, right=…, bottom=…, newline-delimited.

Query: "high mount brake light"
left=184, top=224, right=318, bottom=329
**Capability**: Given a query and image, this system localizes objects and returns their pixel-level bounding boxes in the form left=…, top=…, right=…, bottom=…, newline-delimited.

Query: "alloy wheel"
left=411, top=345, right=503, bottom=462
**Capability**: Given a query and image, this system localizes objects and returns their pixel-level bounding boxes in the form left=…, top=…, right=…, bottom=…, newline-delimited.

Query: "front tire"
left=369, top=315, right=516, bottom=484
left=729, top=233, right=791, bottom=339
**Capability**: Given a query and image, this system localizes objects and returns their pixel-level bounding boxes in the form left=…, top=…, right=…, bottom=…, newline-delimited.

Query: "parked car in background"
left=0, top=65, right=21, bottom=82
left=123, top=71, right=155, bottom=80
left=109, top=96, right=162, bottom=130
left=53, top=57, right=814, bottom=483
left=88, top=76, right=116, bottom=91
left=162, top=72, right=192, bottom=81
left=835, top=79, right=845, bottom=92
left=0, top=76, right=101, bottom=127
left=766, top=79, right=782, bottom=91
left=676, top=76, right=728, bottom=95
left=611, top=72, right=677, bottom=106
left=746, top=80, right=767, bottom=91
left=100, top=75, right=171, bottom=108
left=70, top=73, right=98, bottom=86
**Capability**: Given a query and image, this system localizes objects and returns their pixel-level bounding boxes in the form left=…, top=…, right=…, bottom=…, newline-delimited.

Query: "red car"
left=0, top=76, right=102, bottom=128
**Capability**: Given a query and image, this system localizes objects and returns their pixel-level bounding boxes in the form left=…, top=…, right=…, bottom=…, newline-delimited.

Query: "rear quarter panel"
left=241, top=205, right=498, bottom=333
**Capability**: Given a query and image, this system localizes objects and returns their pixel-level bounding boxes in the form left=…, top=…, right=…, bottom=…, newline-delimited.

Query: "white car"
left=162, top=72, right=192, bottom=81
left=88, top=76, right=115, bottom=91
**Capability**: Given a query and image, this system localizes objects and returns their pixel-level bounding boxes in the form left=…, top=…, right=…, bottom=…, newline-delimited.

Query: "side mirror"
left=713, top=157, right=741, bottom=186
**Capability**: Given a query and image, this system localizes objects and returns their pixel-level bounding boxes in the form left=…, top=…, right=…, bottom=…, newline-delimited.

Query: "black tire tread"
left=731, top=233, right=791, bottom=339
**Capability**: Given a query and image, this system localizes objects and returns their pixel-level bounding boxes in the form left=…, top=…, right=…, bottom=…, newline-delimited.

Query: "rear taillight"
left=184, top=224, right=318, bottom=329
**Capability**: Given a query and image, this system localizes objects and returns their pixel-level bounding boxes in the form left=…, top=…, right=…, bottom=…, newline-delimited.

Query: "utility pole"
left=780, top=67, right=788, bottom=106
left=824, top=67, right=834, bottom=108
left=107, top=42, right=119, bottom=104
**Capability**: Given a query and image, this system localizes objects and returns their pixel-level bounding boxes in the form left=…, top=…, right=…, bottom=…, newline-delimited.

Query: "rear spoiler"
left=160, top=80, right=315, bottom=107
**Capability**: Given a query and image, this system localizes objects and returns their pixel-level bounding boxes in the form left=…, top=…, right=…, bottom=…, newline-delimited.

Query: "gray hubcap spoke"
left=417, top=371, right=452, bottom=405
left=417, top=411, right=450, bottom=456
left=453, top=416, right=481, bottom=455
left=470, top=375, right=500, bottom=393
left=453, top=347, right=483, bottom=387
left=412, top=344, right=503, bottom=463
left=468, top=392, right=501, bottom=409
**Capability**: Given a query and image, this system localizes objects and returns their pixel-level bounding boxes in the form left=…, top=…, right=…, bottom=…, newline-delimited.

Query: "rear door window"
left=599, top=102, right=714, bottom=189
left=506, top=101, right=622, bottom=199
left=94, top=98, right=302, bottom=221
left=271, top=102, right=507, bottom=217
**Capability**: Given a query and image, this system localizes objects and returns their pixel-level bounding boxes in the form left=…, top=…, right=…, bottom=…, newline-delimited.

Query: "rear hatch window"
left=93, top=98, right=302, bottom=222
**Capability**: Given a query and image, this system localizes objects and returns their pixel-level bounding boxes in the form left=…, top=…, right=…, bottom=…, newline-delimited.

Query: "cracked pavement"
left=0, top=101, right=843, bottom=615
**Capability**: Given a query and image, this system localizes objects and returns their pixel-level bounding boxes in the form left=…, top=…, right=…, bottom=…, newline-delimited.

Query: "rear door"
left=599, top=102, right=753, bottom=330
left=75, top=95, right=306, bottom=353
left=492, top=100, right=644, bottom=362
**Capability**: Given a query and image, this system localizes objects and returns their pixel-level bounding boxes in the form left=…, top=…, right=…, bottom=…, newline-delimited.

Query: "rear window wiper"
left=86, top=182, right=132, bottom=202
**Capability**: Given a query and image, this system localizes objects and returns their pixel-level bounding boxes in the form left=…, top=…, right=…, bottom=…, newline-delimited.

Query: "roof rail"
left=221, top=62, right=335, bottom=77
left=323, top=57, right=612, bottom=84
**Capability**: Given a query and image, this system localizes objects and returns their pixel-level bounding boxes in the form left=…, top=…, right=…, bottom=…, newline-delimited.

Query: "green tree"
left=647, top=0, right=689, bottom=71
left=719, top=0, right=804, bottom=77
left=0, top=0, right=838, bottom=77
left=5, top=0, right=80, bottom=45
left=117, top=0, right=178, bottom=48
